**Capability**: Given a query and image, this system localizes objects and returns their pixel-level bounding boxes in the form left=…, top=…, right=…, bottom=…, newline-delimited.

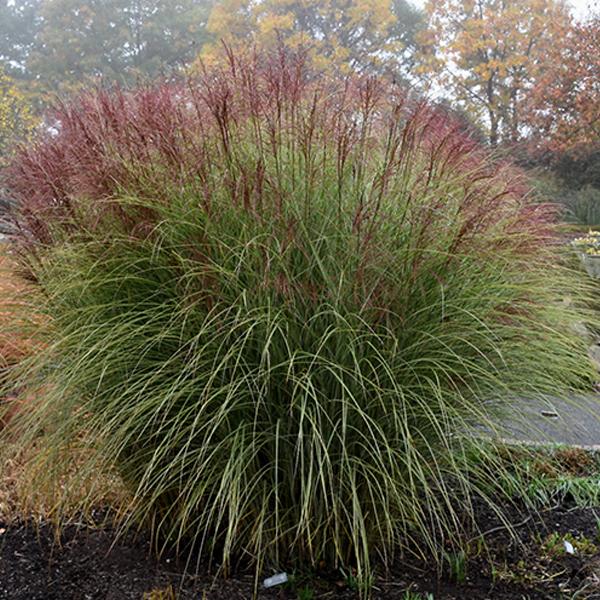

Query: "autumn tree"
left=0, top=66, right=36, bottom=164
left=418, top=0, right=572, bottom=147
left=525, top=15, right=600, bottom=156
left=0, top=0, right=42, bottom=78
left=16, top=0, right=212, bottom=96
left=200, top=0, right=423, bottom=76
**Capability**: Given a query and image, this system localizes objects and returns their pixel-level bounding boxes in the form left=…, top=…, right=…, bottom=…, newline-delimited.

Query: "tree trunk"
left=489, top=109, right=499, bottom=147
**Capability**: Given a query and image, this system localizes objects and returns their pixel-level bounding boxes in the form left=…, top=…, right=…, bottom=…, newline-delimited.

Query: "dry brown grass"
left=0, top=248, right=129, bottom=523
left=0, top=248, right=42, bottom=430
left=0, top=250, right=35, bottom=369
left=0, top=429, right=130, bottom=523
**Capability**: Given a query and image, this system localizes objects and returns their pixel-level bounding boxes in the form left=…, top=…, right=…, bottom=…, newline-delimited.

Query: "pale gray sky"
left=409, top=0, right=598, bottom=20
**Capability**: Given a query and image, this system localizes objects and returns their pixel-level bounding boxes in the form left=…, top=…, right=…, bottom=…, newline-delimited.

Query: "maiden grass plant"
left=2, top=48, right=598, bottom=583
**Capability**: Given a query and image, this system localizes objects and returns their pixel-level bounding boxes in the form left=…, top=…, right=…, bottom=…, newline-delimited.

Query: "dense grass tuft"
left=2, top=47, right=597, bottom=583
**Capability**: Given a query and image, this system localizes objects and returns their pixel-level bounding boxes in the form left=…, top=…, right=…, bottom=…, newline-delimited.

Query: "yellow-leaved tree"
left=0, top=66, right=36, bottom=165
left=199, top=0, right=423, bottom=76
left=417, top=0, right=572, bottom=146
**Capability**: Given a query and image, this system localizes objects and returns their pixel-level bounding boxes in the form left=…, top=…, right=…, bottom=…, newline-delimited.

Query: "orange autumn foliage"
left=525, top=16, right=600, bottom=156
left=417, top=0, right=571, bottom=146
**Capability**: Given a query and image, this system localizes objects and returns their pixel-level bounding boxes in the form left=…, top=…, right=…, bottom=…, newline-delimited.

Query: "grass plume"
left=1, top=46, right=598, bottom=587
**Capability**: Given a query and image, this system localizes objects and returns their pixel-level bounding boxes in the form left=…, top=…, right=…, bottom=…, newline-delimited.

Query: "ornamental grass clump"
left=1, top=48, right=597, bottom=581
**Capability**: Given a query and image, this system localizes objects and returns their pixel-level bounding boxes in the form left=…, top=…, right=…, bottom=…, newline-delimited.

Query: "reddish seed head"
left=3, top=46, right=553, bottom=278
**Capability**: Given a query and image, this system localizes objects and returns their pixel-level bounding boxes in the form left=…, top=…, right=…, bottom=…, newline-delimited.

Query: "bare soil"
left=1, top=499, right=600, bottom=599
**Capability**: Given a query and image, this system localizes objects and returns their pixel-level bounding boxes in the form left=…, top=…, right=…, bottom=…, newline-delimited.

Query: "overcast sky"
left=409, top=0, right=598, bottom=20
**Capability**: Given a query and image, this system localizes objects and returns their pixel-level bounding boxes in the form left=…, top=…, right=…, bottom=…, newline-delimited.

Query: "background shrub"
left=2, top=48, right=597, bottom=581
left=562, top=185, right=600, bottom=226
left=531, top=173, right=600, bottom=226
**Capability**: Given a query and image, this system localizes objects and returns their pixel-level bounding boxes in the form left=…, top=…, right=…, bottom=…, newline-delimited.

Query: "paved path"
left=493, top=393, right=600, bottom=448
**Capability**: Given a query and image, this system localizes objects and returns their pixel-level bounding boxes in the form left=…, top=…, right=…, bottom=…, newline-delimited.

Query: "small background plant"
left=571, top=230, right=600, bottom=256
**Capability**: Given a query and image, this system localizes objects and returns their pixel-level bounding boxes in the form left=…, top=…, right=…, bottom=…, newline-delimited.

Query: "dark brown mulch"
left=1, top=502, right=600, bottom=599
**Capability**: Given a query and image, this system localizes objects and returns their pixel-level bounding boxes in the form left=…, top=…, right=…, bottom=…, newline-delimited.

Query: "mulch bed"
left=1, top=501, right=600, bottom=599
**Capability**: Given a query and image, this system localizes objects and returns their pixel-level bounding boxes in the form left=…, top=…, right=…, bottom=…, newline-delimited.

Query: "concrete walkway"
left=493, top=393, right=600, bottom=448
